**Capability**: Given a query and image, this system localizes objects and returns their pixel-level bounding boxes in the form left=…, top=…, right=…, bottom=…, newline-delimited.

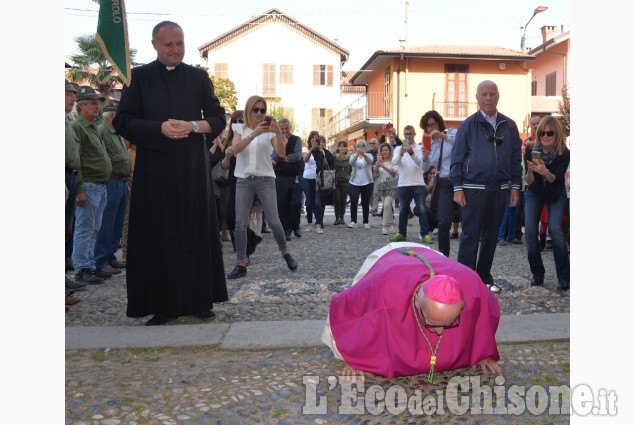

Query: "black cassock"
left=114, top=60, right=228, bottom=318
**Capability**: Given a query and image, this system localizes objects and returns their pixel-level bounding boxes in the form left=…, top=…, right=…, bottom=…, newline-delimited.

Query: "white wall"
left=205, top=22, right=343, bottom=140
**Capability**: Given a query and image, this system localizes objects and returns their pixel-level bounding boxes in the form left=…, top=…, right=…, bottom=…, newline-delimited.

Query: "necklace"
left=399, top=247, right=441, bottom=383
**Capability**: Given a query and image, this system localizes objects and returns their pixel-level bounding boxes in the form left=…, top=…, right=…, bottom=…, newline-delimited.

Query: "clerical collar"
left=166, top=66, right=175, bottom=71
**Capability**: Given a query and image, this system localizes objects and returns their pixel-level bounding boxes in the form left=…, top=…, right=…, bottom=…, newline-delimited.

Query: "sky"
left=65, top=0, right=571, bottom=70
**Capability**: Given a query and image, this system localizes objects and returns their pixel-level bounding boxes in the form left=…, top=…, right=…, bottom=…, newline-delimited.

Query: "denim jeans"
left=524, top=188, right=570, bottom=285
left=397, top=185, right=428, bottom=237
left=95, top=177, right=128, bottom=268
left=301, top=177, right=323, bottom=226
left=235, top=176, right=287, bottom=264
left=72, top=182, right=107, bottom=273
left=498, top=192, right=519, bottom=241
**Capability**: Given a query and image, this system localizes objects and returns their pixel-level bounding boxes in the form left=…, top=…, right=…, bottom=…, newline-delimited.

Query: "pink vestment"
left=327, top=245, right=500, bottom=378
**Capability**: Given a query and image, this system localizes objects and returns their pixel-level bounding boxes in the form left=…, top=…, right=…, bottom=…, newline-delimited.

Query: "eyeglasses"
left=485, top=135, right=504, bottom=146
left=369, top=142, right=377, bottom=145
left=252, top=107, right=266, bottom=114
left=419, top=305, right=461, bottom=329
left=540, top=131, right=555, bottom=137
left=404, top=132, right=415, bottom=136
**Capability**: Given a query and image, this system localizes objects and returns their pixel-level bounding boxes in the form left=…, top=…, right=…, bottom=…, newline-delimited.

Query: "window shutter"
left=313, top=65, right=320, bottom=86
left=327, top=65, right=334, bottom=87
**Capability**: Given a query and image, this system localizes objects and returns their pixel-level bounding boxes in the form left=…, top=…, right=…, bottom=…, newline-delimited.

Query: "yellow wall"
left=368, top=57, right=532, bottom=138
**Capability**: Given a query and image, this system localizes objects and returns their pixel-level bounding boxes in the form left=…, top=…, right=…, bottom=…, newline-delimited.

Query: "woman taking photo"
left=420, top=110, right=457, bottom=257
left=524, top=116, right=570, bottom=291
left=373, top=142, right=397, bottom=235
left=227, top=96, right=298, bottom=279
left=333, top=140, right=352, bottom=225
left=301, top=131, right=328, bottom=234
left=347, top=140, right=374, bottom=229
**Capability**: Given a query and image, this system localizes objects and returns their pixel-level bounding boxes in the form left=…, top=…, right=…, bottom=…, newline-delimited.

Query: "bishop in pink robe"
left=322, top=242, right=501, bottom=378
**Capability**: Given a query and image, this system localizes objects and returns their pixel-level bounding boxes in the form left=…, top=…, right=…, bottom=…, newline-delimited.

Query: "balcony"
left=328, top=92, right=390, bottom=139
left=434, top=101, right=479, bottom=120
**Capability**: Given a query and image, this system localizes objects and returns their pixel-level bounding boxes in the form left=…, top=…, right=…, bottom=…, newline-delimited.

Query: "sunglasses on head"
left=540, top=131, right=555, bottom=137
left=485, top=135, right=504, bottom=146
left=252, top=107, right=266, bottom=114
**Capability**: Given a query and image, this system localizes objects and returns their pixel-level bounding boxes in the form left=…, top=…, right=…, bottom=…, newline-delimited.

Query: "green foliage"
left=210, top=75, right=238, bottom=114
left=558, top=84, right=570, bottom=137
left=267, top=98, right=296, bottom=133
left=66, top=34, right=139, bottom=97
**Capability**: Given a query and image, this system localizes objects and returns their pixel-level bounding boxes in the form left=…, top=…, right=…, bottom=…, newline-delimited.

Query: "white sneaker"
left=304, top=226, right=312, bottom=232
left=364, top=223, right=371, bottom=229
left=382, top=227, right=388, bottom=235
left=389, top=226, right=395, bottom=233
left=316, top=224, right=323, bottom=234
left=347, top=222, right=357, bottom=228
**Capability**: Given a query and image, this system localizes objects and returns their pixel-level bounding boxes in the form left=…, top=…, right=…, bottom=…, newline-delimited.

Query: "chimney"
left=541, top=25, right=557, bottom=43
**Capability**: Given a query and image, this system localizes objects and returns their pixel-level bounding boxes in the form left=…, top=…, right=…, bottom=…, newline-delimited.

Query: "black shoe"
left=228, top=264, right=247, bottom=279
left=285, top=231, right=292, bottom=241
left=246, top=228, right=263, bottom=256
left=65, top=277, right=87, bottom=291
left=95, top=268, right=113, bottom=279
left=557, top=282, right=569, bottom=291
left=145, top=314, right=177, bottom=326
left=450, top=232, right=459, bottom=239
left=283, top=253, right=298, bottom=271
left=539, top=234, right=546, bottom=251
left=530, top=277, right=544, bottom=287
left=192, top=310, right=216, bottom=320
left=261, top=227, right=271, bottom=234
left=75, top=268, right=104, bottom=284
left=293, top=229, right=302, bottom=237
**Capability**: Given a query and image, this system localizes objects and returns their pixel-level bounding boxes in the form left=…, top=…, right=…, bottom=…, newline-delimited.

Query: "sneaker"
left=316, top=224, right=324, bottom=234
left=65, top=277, right=86, bottom=291
left=498, top=239, right=507, bottom=246
left=390, top=233, right=406, bottom=242
left=283, top=253, right=298, bottom=271
left=227, top=264, right=247, bottom=279
left=389, top=226, right=395, bottom=233
left=421, top=235, right=433, bottom=244
left=304, top=225, right=312, bottom=232
left=75, top=268, right=104, bottom=284
left=364, top=223, right=370, bottom=229
left=487, top=283, right=502, bottom=293
left=382, top=227, right=388, bottom=235
left=347, top=222, right=357, bottom=228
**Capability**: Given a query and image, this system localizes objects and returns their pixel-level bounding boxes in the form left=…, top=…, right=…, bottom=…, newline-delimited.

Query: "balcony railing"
left=435, top=101, right=479, bottom=119
left=328, top=92, right=390, bottom=137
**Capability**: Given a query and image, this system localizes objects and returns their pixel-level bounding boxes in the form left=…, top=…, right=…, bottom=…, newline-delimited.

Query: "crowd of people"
left=65, top=21, right=570, bottom=325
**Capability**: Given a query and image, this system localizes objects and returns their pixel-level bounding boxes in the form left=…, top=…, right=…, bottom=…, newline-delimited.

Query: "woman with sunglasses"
left=227, top=96, right=298, bottom=279
left=524, top=116, right=570, bottom=291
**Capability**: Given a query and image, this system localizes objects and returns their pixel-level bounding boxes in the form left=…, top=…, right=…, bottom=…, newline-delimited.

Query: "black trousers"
left=348, top=182, right=374, bottom=224
left=275, top=174, right=303, bottom=232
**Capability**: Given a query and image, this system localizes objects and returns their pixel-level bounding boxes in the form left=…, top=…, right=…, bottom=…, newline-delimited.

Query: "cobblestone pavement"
left=65, top=207, right=569, bottom=327
left=66, top=207, right=570, bottom=424
left=66, top=342, right=570, bottom=424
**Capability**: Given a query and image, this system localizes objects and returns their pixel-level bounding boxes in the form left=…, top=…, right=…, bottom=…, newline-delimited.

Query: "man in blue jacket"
left=450, top=80, right=522, bottom=293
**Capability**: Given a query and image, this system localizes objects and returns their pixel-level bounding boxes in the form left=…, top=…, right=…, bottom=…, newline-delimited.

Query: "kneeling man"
left=322, top=242, right=501, bottom=382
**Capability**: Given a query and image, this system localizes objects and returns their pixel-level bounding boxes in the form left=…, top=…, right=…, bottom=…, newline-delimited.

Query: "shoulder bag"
left=429, top=140, right=443, bottom=211
left=316, top=159, right=336, bottom=192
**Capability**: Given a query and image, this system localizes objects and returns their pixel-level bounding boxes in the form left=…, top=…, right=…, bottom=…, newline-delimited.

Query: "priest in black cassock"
left=113, top=21, right=228, bottom=326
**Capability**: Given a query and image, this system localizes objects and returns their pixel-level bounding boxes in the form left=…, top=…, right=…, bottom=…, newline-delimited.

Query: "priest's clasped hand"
left=161, top=119, right=191, bottom=139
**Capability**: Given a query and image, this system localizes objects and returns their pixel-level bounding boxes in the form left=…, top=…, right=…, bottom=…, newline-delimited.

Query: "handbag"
left=316, top=160, right=336, bottom=192
left=429, top=139, right=444, bottom=211
left=212, top=161, right=229, bottom=188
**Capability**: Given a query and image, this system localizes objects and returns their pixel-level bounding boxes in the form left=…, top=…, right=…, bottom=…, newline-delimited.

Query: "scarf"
left=335, top=153, right=350, bottom=161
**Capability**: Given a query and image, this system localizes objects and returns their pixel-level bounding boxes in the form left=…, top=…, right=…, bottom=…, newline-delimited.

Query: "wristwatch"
left=191, top=121, right=199, bottom=133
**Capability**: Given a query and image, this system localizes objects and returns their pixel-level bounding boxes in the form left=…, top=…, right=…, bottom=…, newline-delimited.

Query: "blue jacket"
left=450, top=111, right=522, bottom=191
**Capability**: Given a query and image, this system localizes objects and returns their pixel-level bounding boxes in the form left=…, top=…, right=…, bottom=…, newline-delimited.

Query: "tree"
left=66, top=34, right=138, bottom=97
left=210, top=76, right=238, bottom=114
left=267, top=98, right=296, bottom=134
left=558, top=84, right=570, bottom=137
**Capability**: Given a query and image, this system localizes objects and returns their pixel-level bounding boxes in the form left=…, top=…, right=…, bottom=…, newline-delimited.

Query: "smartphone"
left=531, top=151, right=541, bottom=161
left=422, top=135, right=432, bottom=151
left=263, top=116, right=272, bottom=126
left=357, top=141, right=365, bottom=149
left=385, top=123, right=393, bottom=133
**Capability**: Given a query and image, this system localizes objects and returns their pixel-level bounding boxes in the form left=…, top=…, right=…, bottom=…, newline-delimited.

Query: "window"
left=313, top=65, right=333, bottom=87
left=263, top=64, right=276, bottom=97
left=311, top=108, right=333, bottom=132
left=444, top=64, right=469, bottom=118
left=214, top=63, right=228, bottom=79
left=280, top=65, right=293, bottom=84
left=546, top=72, right=557, bottom=96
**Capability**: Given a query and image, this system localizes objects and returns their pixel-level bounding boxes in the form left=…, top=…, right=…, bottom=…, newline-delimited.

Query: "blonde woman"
left=228, top=96, right=298, bottom=279
left=373, top=142, right=397, bottom=235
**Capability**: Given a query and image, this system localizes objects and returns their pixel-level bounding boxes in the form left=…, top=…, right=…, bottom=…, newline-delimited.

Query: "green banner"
left=95, top=0, right=131, bottom=86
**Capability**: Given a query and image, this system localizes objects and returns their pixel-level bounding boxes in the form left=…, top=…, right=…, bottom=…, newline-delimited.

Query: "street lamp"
left=520, top=6, right=548, bottom=51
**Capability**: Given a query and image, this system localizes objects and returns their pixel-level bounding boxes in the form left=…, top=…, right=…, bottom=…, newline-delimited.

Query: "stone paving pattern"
left=66, top=210, right=570, bottom=424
